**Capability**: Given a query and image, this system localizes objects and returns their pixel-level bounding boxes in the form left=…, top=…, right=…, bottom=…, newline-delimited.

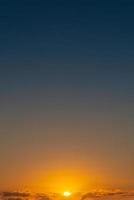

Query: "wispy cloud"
left=81, top=190, right=134, bottom=199
left=1, top=190, right=134, bottom=200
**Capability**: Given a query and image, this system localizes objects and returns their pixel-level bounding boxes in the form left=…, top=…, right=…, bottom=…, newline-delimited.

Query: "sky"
left=0, top=0, right=134, bottom=193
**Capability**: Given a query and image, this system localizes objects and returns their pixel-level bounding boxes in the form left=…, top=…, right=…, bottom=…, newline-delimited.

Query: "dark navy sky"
left=0, top=0, right=134, bottom=192
left=0, top=0, right=134, bottom=90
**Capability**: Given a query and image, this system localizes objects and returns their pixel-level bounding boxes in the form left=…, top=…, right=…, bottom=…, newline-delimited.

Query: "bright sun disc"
left=63, top=192, right=71, bottom=197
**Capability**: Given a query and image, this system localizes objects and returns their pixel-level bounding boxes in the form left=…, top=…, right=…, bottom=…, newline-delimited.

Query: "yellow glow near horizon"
left=34, top=165, right=101, bottom=193
left=35, top=167, right=92, bottom=193
left=63, top=191, right=71, bottom=197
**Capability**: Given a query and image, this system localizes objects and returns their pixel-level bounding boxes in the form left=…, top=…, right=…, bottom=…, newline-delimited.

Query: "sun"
left=63, top=191, right=71, bottom=197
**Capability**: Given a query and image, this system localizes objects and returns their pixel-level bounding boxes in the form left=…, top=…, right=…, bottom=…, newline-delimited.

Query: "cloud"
left=1, top=192, right=50, bottom=200
left=2, top=192, right=30, bottom=197
left=81, top=190, right=134, bottom=199
left=1, top=190, right=134, bottom=200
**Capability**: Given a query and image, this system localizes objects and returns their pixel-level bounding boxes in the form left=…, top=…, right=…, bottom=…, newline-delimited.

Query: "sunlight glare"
left=63, top=191, right=71, bottom=197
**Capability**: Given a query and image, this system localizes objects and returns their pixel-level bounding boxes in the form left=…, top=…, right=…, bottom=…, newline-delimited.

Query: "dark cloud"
left=1, top=192, right=50, bottom=200
left=2, top=192, right=30, bottom=197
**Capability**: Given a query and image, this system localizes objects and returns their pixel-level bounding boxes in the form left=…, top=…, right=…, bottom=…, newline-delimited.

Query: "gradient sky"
left=0, top=0, right=134, bottom=193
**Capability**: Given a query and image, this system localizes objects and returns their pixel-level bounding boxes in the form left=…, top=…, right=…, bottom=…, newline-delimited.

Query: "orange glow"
left=35, top=167, right=91, bottom=193
left=32, top=162, right=106, bottom=193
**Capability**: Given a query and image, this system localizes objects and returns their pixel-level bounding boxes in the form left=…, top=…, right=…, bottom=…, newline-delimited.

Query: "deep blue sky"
left=0, top=0, right=134, bottom=191
left=0, top=0, right=134, bottom=90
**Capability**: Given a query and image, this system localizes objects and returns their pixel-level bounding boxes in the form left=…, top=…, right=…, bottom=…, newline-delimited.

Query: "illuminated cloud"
left=81, top=190, right=134, bottom=199
left=1, top=190, right=134, bottom=200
